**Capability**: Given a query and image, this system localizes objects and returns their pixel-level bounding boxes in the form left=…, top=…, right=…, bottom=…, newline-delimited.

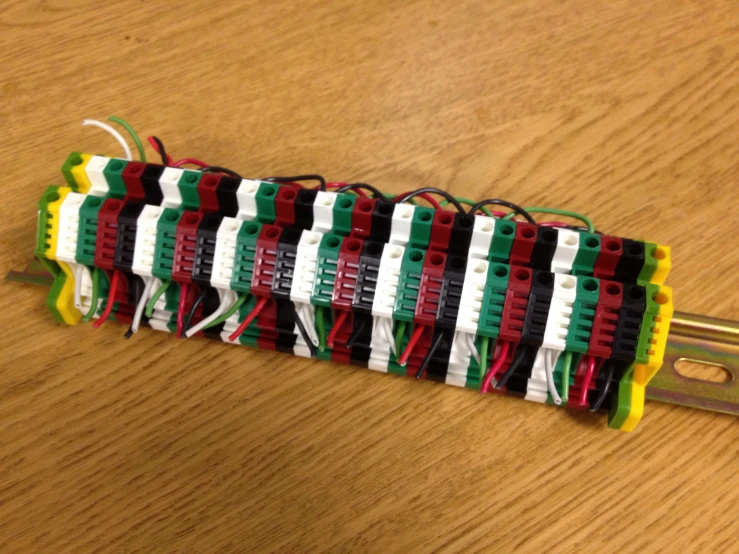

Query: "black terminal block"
left=216, top=176, right=240, bottom=218
left=520, top=270, right=555, bottom=346
left=449, top=213, right=474, bottom=256
left=530, top=226, right=558, bottom=270
left=436, top=255, right=467, bottom=330
left=141, top=164, right=165, bottom=206
left=271, top=226, right=303, bottom=301
left=113, top=200, right=146, bottom=271
left=191, top=213, right=224, bottom=288
left=352, top=240, right=384, bottom=315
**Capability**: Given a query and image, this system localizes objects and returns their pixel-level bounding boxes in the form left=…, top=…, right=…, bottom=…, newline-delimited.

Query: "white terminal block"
left=84, top=156, right=111, bottom=197
left=445, top=332, right=471, bottom=388
left=236, top=179, right=261, bottom=221
left=469, top=216, right=495, bottom=259
left=368, top=317, right=391, bottom=372
left=551, top=228, right=580, bottom=274
left=211, top=217, right=242, bottom=289
left=290, top=231, right=323, bottom=304
left=159, top=167, right=184, bottom=209
left=389, top=203, right=415, bottom=246
left=56, top=192, right=85, bottom=264
left=132, top=204, right=164, bottom=277
left=524, top=348, right=549, bottom=404
left=372, top=244, right=405, bottom=319
left=312, top=191, right=337, bottom=233
left=542, top=273, right=578, bottom=352
left=455, top=257, right=489, bottom=334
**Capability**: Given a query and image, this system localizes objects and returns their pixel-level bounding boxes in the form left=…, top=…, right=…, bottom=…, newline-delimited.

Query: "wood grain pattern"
left=1, top=0, right=738, bottom=551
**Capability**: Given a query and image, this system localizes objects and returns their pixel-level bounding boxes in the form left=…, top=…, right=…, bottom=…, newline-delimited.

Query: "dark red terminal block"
left=428, top=210, right=455, bottom=252
left=588, top=279, right=623, bottom=359
left=197, top=172, right=221, bottom=213
left=498, top=266, right=533, bottom=343
left=508, top=222, right=537, bottom=267
left=351, top=197, right=375, bottom=238
left=593, top=236, right=623, bottom=280
left=94, top=198, right=125, bottom=271
left=121, top=161, right=147, bottom=201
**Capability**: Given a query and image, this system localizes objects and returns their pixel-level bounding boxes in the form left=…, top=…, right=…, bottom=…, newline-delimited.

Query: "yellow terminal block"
left=650, top=244, right=671, bottom=285
left=620, top=285, right=674, bottom=431
left=45, top=186, right=82, bottom=325
left=70, top=153, right=94, bottom=194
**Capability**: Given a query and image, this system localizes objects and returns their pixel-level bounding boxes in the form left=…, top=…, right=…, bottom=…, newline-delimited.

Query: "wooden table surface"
left=1, top=1, right=738, bottom=551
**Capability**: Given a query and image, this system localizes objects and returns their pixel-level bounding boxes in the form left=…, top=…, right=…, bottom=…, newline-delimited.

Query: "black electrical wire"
left=589, top=360, right=615, bottom=412
left=293, top=311, right=317, bottom=358
left=414, top=332, right=445, bottom=379
left=264, top=175, right=327, bottom=191
left=494, top=346, right=528, bottom=389
left=467, top=199, right=537, bottom=224
left=394, top=188, right=465, bottom=213
left=181, top=288, right=209, bottom=338
left=150, top=136, right=169, bottom=166
left=200, top=166, right=243, bottom=179
left=336, top=183, right=387, bottom=200
left=344, top=317, right=368, bottom=349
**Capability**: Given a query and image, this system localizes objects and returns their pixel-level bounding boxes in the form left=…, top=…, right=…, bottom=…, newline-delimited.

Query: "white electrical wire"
left=185, top=289, right=237, bottom=338
left=131, top=277, right=156, bottom=333
left=545, top=349, right=563, bottom=405
left=298, top=304, right=320, bottom=346
left=73, top=264, right=84, bottom=310
left=82, top=119, right=133, bottom=161
left=382, top=318, right=396, bottom=355
left=465, top=333, right=481, bottom=365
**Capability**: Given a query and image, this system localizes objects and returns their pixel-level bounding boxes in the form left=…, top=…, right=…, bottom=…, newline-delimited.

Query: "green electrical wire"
left=203, top=294, right=247, bottom=329
left=107, top=115, right=147, bottom=162
left=145, top=280, right=170, bottom=318
left=478, top=337, right=489, bottom=382
left=81, top=267, right=100, bottom=322
left=395, top=321, right=406, bottom=358
left=560, top=351, right=573, bottom=405
left=316, top=306, right=327, bottom=351
left=439, top=198, right=495, bottom=217
left=502, top=207, right=595, bottom=233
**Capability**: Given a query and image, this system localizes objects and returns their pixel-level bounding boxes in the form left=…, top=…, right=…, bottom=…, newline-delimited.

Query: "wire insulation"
left=466, top=199, right=536, bottom=224
left=82, top=267, right=100, bottom=322
left=228, top=296, right=268, bottom=342
left=145, top=280, right=170, bottom=318
left=481, top=341, right=510, bottom=393
left=82, top=119, right=132, bottom=161
left=92, top=270, right=121, bottom=329
left=502, top=207, right=595, bottom=233
left=107, top=116, right=146, bottom=162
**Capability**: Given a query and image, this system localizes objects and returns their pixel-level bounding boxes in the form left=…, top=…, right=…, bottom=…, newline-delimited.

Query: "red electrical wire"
left=176, top=283, right=189, bottom=338
left=393, top=191, right=442, bottom=209
left=579, top=355, right=598, bottom=406
left=228, top=296, right=268, bottom=342
left=172, top=158, right=209, bottom=168
left=537, top=222, right=571, bottom=228
left=481, top=340, right=511, bottom=394
left=326, top=310, right=349, bottom=348
left=397, top=324, right=426, bottom=366
left=147, top=136, right=174, bottom=165
left=92, top=270, right=121, bottom=329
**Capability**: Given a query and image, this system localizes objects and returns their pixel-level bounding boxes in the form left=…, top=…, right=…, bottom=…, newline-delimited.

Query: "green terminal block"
left=608, top=369, right=634, bottom=429
left=102, top=158, right=128, bottom=199
left=60, top=153, right=84, bottom=191
left=633, top=283, right=662, bottom=366
left=255, top=182, right=279, bottom=223
left=152, top=208, right=181, bottom=281
left=477, top=262, right=510, bottom=339
left=178, top=169, right=202, bottom=211
left=393, top=248, right=425, bottom=324
left=489, top=220, right=516, bottom=262
left=332, top=194, right=356, bottom=236
left=409, top=207, right=434, bottom=249
left=565, top=276, right=600, bottom=353
left=76, top=195, right=104, bottom=265
left=231, top=221, right=262, bottom=293
left=637, top=242, right=659, bottom=284
left=572, top=232, right=601, bottom=276
left=311, top=234, right=343, bottom=307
